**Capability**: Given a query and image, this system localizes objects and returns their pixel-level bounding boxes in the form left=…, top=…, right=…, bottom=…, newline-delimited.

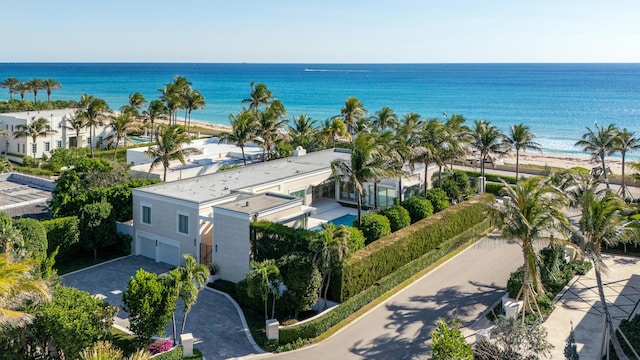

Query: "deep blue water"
left=2, top=63, right=640, bottom=156
left=310, top=214, right=358, bottom=231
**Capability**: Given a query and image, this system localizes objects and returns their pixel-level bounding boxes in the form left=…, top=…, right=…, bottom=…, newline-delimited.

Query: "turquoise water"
left=311, top=214, right=357, bottom=231
left=2, top=63, right=640, bottom=156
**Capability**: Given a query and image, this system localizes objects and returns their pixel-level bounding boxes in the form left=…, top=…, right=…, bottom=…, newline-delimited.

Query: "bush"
left=78, top=202, right=116, bottom=260
left=154, top=346, right=185, bottom=360
left=441, top=178, right=462, bottom=204
left=335, top=194, right=493, bottom=301
left=401, top=196, right=434, bottom=224
left=382, top=205, right=411, bottom=232
left=462, top=170, right=518, bottom=185
left=149, top=339, right=173, bottom=355
left=250, top=221, right=314, bottom=261
left=570, top=258, right=592, bottom=275
left=13, top=218, right=48, bottom=260
left=357, top=213, right=391, bottom=245
left=506, top=267, right=524, bottom=299
left=277, top=254, right=322, bottom=319
left=617, top=314, right=640, bottom=357
left=41, top=216, right=80, bottom=260
left=485, top=182, right=506, bottom=196
left=344, top=226, right=365, bottom=253
left=425, top=188, right=450, bottom=213
left=209, top=279, right=237, bottom=298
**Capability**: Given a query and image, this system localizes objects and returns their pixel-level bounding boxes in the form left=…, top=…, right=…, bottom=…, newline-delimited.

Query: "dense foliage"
left=357, top=213, right=391, bottom=245
left=250, top=221, right=314, bottom=261
left=430, top=318, right=473, bottom=360
left=400, top=196, right=434, bottom=224
left=277, top=254, right=323, bottom=319
left=425, top=188, right=450, bottom=213
left=41, top=216, right=79, bottom=260
left=79, top=201, right=117, bottom=260
left=344, top=226, right=365, bottom=253
left=13, top=218, right=48, bottom=260
left=381, top=205, right=411, bottom=232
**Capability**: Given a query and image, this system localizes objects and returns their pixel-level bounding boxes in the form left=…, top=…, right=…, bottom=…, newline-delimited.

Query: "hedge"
left=334, top=194, right=493, bottom=302
left=484, top=182, right=517, bottom=197
left=279, top=218, right=492, bottom=346
left=41, top=216, right=80, bottom=259
left=401, top=196, right=434, bottom=224
left=425, top=188, right=450, bottom=213
left=250, top=221, right=314, bottom=261
left=358, top=213, right=391, bottom=245
left=381, top=205, right=411, bottom=232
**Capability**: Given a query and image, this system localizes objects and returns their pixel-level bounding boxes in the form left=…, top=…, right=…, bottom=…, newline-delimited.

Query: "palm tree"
left=242, top=82, right=273, bottom=111
left=246, top=259, right=281, bottom=320
left=107, top=113, right=139, bottom=160
left=0, top=254, right=50, bottom=326
left=339, top=97, right=367, bottom=137
left=26, top=78, right=44, bottom=103
left=182, top=88, right=205, bottom=134
left=391, top=116, right=426, bottom=203
left=311, top=223, right=350, bottom=311
left=1, top=77, right=20, bottom=101
left=470, top=120, right=508, bottom=191
left=575, top=123, right=617, bottom=189
left=146, top=124, right=201, bottom=181
left=506, top=123, right=541, bottom=181
left=331, top=132, right=396, bottom=226
left=143, top=99, right=167, bottom=142
left=288, top=114, right=317, bottom=149
left=371, top=106, right=398, bottom=132
left=219, top=110, right=255, bottom=166
left=13, top=117, right=56, bottom=159
left=443, top=113, right=470, bottom=170
left=174, top=255, right=208, bottom=335
left=158, top=82, right=184, bottom=124
left=15, top=82, right=29, bottom=101
left=493, top=177, right=567, bottom=320
left=419, top=117, right=446, bottom=194
left=42, top=78, right=61, bottom=103
left=254, top=100, right=288, bottom=162
left=571, top=184, right=634, bottom=360
left=612, top=128, right=640, bottom=198
left=121, top=92, right=147, bottom=119
left=76, top=94, right=110, bottom=158
left=66, top=112, right=87, bottom=151
left=320, top=117, right=347, bottom=148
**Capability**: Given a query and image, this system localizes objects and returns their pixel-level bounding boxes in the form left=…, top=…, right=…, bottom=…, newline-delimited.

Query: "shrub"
left=441, top=178, right=462, bottom=204
left=277, top=254, right=322, bottom=319
left=401, top=196, right=434, bottom=224
left=78, top=201, right=116, bottom=260
left=41, top=216, right=80, bottom=260
left=209, top=279, right=236, bottom=298
left=357, top=213, right=391, bottom=245
left=425, top=188, right=450, bottom=212
left=570, top=258, right=592, bottom=275
left=506, top=267, right=524, bottom=299
left=154, top=346, right=186, bottom=360
left=484, top=182, right=506, bottom=196
left=382, top=205, right=411, bottom=232
left=13, top=218, right=48, bottom=260
left=335, top=194, right=493, bottom=301
left=250, top=221, right=314, bottom=261
left=149, top=339, right=173, bottom=355
left=462, top=170, right=518, bottom=185
left=344, top=226, right=365, bottom=253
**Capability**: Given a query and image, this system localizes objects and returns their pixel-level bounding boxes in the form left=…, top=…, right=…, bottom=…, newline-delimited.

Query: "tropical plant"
left=371, top=106, right=398, bottom=132
left=312, top=223, right=350, bottom=311
left=41, top=78, right=61, bottom=103
left=506, top=123, right=541, bottom=181
left=15, top=82, right=29, bottom=101
left=13, top=117, right=56, bottom=159
left=158, top=78, right=188, bottom=124
left=419, top=117, right=446, bottom=195
left=65, top=112, right=87, bottom=151
left=392, top=115, right=426, bottom=203
left=26, top=78, right=44, bottom=103
left=443, top=112, right=470, bottom=168
left=469, top=120, right=508, bottom=191
left=475, top=315, right=553, bottom=359
left=143, top=99, right=167, bottom=142
left=254, top=99, right=288, bottom=161
left=78, top=201, right=116, bottom=260
left=242, top=81, right=273, bottom=111
left=430, top=318, right=473, bottom=360
left=289, top=114, right=317, bottom=149
left=146, top=124, right=201, bottom=181
left=182, top=87, right=205, bottom=133
left=0, top=254, right=50, bottom=327
left=123, top=92, right=147, bottom=118
left=219, top=110, right=255, bottom=166
left=174, top=254, right=208, bottom=335
left=612, top=127, right=640, bottom=198
left=106, top=113, right=139, bottom=159
left=338, top=96, right=367, bottom=137
left=77, top=94, right=110, bottom=158
left=276, top=254, right=322, bottom=319
left=331, top=132, right=396, bottom=226
left=575, top=123, right=617, bottom=189
left=492, top=176, right=567, bottom=320
left=246, top=259, right=282, bottom=320
left=319, top=117, right=348, bottom=148
left=0, top=77, right=20, bottom=101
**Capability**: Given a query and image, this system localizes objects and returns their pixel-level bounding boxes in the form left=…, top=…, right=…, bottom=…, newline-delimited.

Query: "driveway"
left=62, top=255, right=261, bottom=360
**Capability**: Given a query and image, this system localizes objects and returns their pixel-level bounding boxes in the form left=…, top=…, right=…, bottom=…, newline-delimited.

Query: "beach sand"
left=500, top=151, right=626, bottom=176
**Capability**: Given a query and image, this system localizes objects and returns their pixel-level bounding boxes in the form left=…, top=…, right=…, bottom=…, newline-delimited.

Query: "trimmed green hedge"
left=334, top=194, right=494, bottom=302
left=358, top=213, right=391, bottom=245
left=279, top=219, right=492, bottom=345
left=250, top=221, right=314, bottom=261
left=401, top=196, right=434, bottom=224
left=382, top=205, right=411, bottom=232
left=41, top=216, right=80, bottom=260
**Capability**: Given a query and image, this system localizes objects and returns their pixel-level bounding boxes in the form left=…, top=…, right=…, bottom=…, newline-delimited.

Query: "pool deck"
left=307, top=199, right=358, bottom=229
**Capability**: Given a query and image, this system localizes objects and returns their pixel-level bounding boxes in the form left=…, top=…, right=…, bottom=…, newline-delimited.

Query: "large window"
left=339, top=181, right=356, bottom=202
left=141, top=205, right=151, bottom=225
left=289, top=189, right=306, bottom=204
left=367, top=185, right=397, bottom=208
left=177, top=213, right=189, bottom=235
left=45, top=142, right=51, bottom=152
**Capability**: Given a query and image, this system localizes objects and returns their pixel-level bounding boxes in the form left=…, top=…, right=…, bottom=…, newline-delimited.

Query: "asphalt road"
left=252, top=235, right=523, bottom=360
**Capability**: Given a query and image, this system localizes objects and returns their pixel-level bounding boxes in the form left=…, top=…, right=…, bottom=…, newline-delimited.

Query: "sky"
left=2, top=0, right=640, bottom=63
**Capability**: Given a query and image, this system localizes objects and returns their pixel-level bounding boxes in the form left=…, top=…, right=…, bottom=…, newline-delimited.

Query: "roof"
left=134, top=148, right=351, bottom=204
left=0, top=176, right=52, bottom=219
left=214, top=193, right=298, bottom=215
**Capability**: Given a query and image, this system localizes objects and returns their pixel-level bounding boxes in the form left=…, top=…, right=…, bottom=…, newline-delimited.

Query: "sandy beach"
left=499, top=151, right=626, bottom=176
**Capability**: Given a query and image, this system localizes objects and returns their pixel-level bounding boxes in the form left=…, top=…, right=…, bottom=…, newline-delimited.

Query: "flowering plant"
left=148, top=339, right=173, bottom=355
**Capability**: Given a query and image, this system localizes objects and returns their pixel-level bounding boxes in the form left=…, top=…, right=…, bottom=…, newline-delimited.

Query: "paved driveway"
left=62, top=255, right=261, bottom=360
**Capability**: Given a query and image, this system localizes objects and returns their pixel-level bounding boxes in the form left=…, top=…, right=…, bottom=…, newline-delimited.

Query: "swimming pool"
left=310, top=214, right=357, bottom=231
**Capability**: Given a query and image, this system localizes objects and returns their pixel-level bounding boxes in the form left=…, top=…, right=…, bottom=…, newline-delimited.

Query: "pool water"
left=310, top=214, right=357, bottom=231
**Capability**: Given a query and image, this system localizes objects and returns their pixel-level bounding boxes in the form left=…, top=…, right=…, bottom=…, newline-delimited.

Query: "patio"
left=306, top=198, right=358, bottom=229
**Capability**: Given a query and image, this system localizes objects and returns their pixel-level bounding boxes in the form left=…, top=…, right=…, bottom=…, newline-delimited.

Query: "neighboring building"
left=0, top=172, right=54, bottom=219
left=0, top=109, right=111, bottom=163
left=131, top=148, right=432, bottom=282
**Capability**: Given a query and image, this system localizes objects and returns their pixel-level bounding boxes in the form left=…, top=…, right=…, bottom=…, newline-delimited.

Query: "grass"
left=109, top=327, right=138, bottom=355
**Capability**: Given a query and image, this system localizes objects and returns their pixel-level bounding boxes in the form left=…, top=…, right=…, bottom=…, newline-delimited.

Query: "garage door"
left=158, top=241, right=180, bottom=266
left=139, top=236, right=155, bottom=260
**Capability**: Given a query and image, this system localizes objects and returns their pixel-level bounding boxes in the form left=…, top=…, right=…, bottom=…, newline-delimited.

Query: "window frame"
left=141, top=203, right=152, bottom=225
left=177, top=211, right=189, bottom=235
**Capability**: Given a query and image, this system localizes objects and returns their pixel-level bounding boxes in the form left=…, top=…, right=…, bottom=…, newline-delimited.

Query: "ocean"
left=1, top=63, right=640, bottom=157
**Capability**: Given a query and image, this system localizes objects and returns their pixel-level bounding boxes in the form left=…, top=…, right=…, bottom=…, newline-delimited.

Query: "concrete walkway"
left=544, top=254, right=640, bottom=359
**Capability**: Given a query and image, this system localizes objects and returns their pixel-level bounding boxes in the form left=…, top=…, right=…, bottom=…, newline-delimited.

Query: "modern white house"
left=0, top=109, right=111, bottom=163
left=131, top=148, right=432, bottom=282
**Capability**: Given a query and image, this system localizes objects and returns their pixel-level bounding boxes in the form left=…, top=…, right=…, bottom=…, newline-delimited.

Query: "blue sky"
left=3, top=0, right=640, bottom=63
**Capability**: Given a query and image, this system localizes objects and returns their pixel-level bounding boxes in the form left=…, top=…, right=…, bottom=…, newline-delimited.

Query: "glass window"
left=45, top=142, right=50, bottom=152
left=142, top=205, right=151, bottom=224
left=57, top=140, right=62, bottom=148
left=31, top=143, right=37, bottom=154
left=178, top=213, right=189, bottom=234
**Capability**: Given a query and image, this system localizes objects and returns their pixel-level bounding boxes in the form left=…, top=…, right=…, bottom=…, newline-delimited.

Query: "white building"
left=0, top=109, right=111, bottom=163
left=132, top=148, right=433, bottom=282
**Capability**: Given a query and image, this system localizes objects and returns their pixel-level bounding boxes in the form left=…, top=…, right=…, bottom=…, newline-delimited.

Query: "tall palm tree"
left=182, top=88, right=205, bottom=134
left=146, top=124, right=201, bottom=181
left=121, top=92, right=147, bottom=119
left=493, top=176, right=567, bottom=320
left=15, top=82, right=29, bottom=101
left=320, top=117, right=347, bottom=148
left=143, top=99, right=167, bottom=142
left=331, top=132, right=396, bottom=226
left=76, top=94, right=110, bottom=158
left=339, top=97, right=367, bottom=137
left=612, top=128, right=640, bottom=198
left=66, top=112, right=87, bottom=151
left=443, top=113, right=470, bottom=170
left=13, top=117, right=56, bottom=159
left=174, top=255, right=208, bottom=335
left=254, top=100, right=288, bottom=162
left=0, top=254, right=50, bottom=327
left=470, top=120, right=508, bottom=191
left=575, top=123, right=617, bottom=189
left=392, top=116, right=426, bottom=203
left=506, top=123, right=542, bottom=181
left=107, top=113, right=139, bottom=160
left=419, top=117, right=447, bottom=194
left=41, top=78, right=61, bottom=103
left=572, top=184, right=634, bottom=360
left=242, top=82, right=273, bottom=111
left=26, top=78, right=44, bottom=103
left=0, top=77, right=20, bottom=101
left=288, top=114, right=317, bottom=149
left=246, top=259, right=281, bottom=320
left=371, top=106, right=398, bottom=132
left=311, top=223, right=350, bottom=311
left=219, top=110, right=256, bottom=166
left=158, top=82, right=184, bottom=125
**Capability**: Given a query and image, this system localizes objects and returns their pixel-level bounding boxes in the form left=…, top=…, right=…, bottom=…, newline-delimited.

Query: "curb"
left=59, top=254, right=133, bottom=278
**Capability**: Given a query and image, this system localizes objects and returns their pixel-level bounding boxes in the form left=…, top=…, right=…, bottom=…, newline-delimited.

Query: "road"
left=250, top=235, right=523, bottom=360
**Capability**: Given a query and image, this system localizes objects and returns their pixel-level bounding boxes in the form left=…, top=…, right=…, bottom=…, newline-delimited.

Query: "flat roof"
left=0, top=179, right=51, bottom=218
left=214, top=193, right=298, bottom=215
left=134, top=148, right=351, bottom=204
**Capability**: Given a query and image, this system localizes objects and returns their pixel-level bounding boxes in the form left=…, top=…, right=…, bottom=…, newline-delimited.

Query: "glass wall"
left=367, top=184, right=397, bottom=208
